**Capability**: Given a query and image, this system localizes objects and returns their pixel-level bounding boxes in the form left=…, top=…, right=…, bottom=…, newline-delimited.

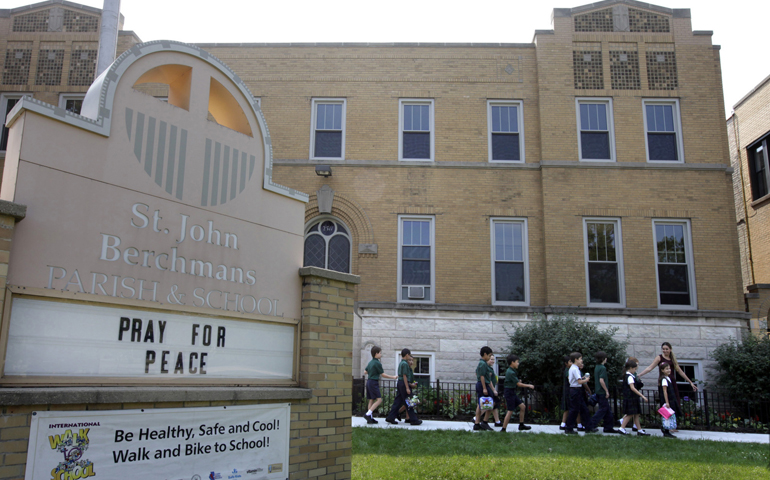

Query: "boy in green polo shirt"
left=473, top=346, right=495, bottom=431
left=363, top=346, right=398, bottom=424
left=385, top=348, right=422, bottom=426
left=501, top=354, right=534, bottom=432
left=591, top=351, right=620, bottom=433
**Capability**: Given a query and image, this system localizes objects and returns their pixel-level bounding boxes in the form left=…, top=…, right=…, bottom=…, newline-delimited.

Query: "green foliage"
left=505, top=311, right=628, bottom=389
left=710, top=332, right=770, bottom=402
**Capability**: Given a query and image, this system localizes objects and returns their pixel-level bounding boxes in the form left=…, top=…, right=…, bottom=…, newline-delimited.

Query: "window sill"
left=750, top=193, right=770, bottom=209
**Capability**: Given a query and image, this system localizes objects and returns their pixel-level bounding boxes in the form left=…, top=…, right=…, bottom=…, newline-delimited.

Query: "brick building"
left=728, top=75, right=770, bottom=333
left=0, top=0, right=748, bottom=389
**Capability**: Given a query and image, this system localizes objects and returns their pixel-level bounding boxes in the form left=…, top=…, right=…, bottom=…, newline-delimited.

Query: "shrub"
left=504, top=311, right=628, bottom=390
left=710, top=332, right=770, bottom=402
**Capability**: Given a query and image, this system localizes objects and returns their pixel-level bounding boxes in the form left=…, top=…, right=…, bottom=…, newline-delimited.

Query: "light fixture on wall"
left=315, top=165, right=332, bottom=177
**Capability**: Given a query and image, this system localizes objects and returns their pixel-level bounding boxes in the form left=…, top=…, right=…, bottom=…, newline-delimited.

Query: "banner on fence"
left=25, top=404, right=290, bottom=480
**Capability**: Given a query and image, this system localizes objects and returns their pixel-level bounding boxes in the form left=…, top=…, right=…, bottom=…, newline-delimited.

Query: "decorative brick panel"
left=609, top=44, right=640, bottom=90
left=12, top=10, right=50, bottom=33
left=36, top=44, right=65, bottom=86
left=69, top=43, right=98, bottom=86
left=573, top=43, right=603, bottom=90
left=628, top=8, right=670, bottom=33
left=574, top=8, right=613, bottom=32
left=646, top=45, right=678, bottom=90
left=2, top=44, right=32, bottom=86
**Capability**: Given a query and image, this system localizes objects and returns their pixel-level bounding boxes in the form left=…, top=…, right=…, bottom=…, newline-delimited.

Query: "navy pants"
left=590, top=394, right=615, bottom=431
left=565, top=387, right=593, bottom=432
left=385, top=380, right=419, bottom=422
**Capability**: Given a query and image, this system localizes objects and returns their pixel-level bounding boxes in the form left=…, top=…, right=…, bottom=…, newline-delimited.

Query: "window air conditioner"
left=407, top=286, right=425, bottom=299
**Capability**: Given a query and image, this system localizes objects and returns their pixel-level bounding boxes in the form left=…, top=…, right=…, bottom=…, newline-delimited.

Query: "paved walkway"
left=351, top=416, right=769, bottom=444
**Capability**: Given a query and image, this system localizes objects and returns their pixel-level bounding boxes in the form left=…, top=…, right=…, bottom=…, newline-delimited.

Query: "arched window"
left=304, top=218, right=351, bottom=273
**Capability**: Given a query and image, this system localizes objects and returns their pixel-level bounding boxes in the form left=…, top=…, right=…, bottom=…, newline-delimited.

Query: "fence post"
left=703, top=389, right=710, bottom=429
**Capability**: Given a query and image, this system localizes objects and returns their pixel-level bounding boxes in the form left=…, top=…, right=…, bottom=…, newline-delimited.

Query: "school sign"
left=0, top=41, right=358, bottom=480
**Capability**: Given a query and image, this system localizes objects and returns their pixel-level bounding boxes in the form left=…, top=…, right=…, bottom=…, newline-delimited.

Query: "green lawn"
left=352, top=427, right=770, bottom=479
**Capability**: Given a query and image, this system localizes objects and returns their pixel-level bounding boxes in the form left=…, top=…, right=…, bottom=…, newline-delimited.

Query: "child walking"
left=385, top=348, right=422, bottom=426
left=500, top=354, right=534, bottom=432
left=619, top=359, right=650, bottom=436
left=591, top=351, right=620, bottom=433
left=487, top=354, right=503, bottom=427
left=363, top=346, right=398, bottom=424
left=564, top=352, right=597, bottom=434
left=659, top=364, right=677, bottom=438
left=473, top=346, right=494, bottom=431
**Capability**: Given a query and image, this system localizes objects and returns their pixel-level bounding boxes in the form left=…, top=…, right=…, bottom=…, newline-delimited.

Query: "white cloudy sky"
left=5, top=0, right=767, bottom=117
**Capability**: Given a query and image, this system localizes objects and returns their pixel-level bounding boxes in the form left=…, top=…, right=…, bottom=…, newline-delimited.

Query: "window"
left=491, top=218, right=529, bottom=305
left=487, top=101, right=524, bottom=162
left=399, top=99, right=434, bottom=161
left=643, top=99, right=683, bottom=162
left=0, top=94, right=29, bottom=151
left=394, top=351, right=434, bottom=385
left=310, top=99, right=345, bottom=160
left=398, top=216, right=434, bottom=303
left=747, top=134, right=770, bottom=201
left=303, top=218, right=351, bottom=273
left=653, top=220, right=696, bottom=309
left=584, top=219, right=625, bottom=307
left=576, top=98, right=615, bottom=161
left=675, top=361, right=701, bottom=400
left=59, top=93, right=85, bottom=115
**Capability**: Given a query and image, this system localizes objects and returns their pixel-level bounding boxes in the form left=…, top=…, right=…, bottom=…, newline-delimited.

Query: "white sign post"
left=25, top=404, right=290, bottom=480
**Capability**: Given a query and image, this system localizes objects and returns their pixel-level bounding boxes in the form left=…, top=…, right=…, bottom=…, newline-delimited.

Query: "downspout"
left=95, top=0, right=121, bottom=78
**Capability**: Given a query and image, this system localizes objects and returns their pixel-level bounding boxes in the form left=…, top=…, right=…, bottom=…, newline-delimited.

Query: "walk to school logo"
left=48, top=428, right=95, bottom=480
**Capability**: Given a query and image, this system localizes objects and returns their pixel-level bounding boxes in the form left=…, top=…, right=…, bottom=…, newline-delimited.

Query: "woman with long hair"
left=638, top=342, right=698, bottom=421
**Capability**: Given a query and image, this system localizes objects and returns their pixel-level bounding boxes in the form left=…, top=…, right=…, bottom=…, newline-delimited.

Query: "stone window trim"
left=746, top=132, right=770, bottom=202
left=0, top=93, right=31, bottom=152
left=583, top=217, right=626, bottom=309
left=303, top=215, right=353, bottom=274
left=397, top=214, right=435, bottom=304
left=642, top=99, right=684, bottom=164
left=575, top=97, right=616, bottom=162
left=309, top=98, right=346, bottom=161
left=398, top=99, right=435, bottom=162
left=487, top=100, right=525, bottom=163
left=652, top=218, right=697, bottom=311
left=490, top=217, right=530, bottom=307
left=749, top=193, right=770, bottom=209
left=394, top=351, right=435, bottom=383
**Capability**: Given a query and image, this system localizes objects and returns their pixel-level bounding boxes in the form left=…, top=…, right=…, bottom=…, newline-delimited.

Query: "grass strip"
left=352, top=427, right=769, bottom=480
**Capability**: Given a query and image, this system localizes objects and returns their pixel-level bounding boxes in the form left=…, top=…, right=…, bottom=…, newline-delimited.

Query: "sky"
left=5, top=0, right=767, bottom=117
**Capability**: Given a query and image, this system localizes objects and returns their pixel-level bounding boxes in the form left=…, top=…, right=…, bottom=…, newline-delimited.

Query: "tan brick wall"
left=197, top=7, right=742, bottom=313
left=293, top=272, right=355, bottom=479
left=729, top=77, right=770, bottom=287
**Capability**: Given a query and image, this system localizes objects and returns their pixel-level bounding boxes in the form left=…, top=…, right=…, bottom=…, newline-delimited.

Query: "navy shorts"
left=475, top=381, right=493, bottom=406
left=366, top=379, right=381, bottom=400
left=504, top=389, right=522, bottom=412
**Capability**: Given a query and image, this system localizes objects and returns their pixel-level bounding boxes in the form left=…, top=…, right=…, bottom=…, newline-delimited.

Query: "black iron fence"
left=353, top=377, right=770, bottom=433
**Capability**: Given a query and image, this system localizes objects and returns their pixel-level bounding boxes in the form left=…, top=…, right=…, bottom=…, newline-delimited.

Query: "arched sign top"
left=7, top=40, right=307, bottom=203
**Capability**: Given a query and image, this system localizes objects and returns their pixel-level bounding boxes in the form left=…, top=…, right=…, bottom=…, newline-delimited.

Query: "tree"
left=504, top=311, right=628, bottom=390
left=710, top=332, right=770, bottom=401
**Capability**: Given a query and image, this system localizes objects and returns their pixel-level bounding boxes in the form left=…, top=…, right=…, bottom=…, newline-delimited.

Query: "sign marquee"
left=0, top=42, right=308, bottom=383
left=6, top=298, right=294, bottom=379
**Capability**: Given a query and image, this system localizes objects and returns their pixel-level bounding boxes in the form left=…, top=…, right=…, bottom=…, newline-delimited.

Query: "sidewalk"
left=351, top=416, right=769, bottom=444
